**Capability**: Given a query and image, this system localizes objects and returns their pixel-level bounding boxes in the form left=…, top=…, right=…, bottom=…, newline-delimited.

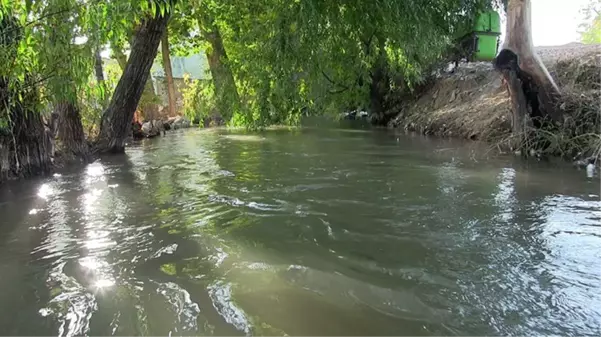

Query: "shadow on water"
left=0, top=126, right=599, bottom=336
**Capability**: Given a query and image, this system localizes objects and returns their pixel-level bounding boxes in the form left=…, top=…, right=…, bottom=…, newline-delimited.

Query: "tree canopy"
left=2, top=0, right=497, bottom=130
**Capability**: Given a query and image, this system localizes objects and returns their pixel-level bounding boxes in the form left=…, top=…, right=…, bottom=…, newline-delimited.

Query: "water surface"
left=0, top=127, right=599, bottom=336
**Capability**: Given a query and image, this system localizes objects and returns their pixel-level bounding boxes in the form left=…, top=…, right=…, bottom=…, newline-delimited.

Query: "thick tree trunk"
left=112, top=44, right=159, bottom=122
left=0, top=83, right=54, bottom=182
left=495, top=0, right=562, bottom=145
left=0, top=16, right=53, bottom=182
left=111, top=45, right=159, bottom=121
left=199, top=18, right=239, bottom=120
left=96, top=12, right=170, bottom=153
left=161, top=28, right=177, bottom=117
left=55, top=101, right=90, bottom=161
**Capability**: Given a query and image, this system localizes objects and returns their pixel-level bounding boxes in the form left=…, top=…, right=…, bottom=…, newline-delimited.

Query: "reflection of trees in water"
left=109, top=131, right=251, bottom=335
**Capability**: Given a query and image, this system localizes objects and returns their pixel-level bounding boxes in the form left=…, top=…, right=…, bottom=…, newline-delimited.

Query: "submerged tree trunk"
left=96, top=12, right=170, bottom=153
left=494, top=0, right=562, bottom=147
left=0, top=81, right=54, bottom=182
left=161, top=28, right=177, bottom=117
left=199, top=18, right=239, bottom=120
left=55, top=101, right=90, bottom=161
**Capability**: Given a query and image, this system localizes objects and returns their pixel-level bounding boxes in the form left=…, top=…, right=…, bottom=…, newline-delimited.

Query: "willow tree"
left=200, top=0, right=491, bottom=126
left=96, top=3, right=172, bottom=153
left=494, top=0, right=562, bottom=146
left=198, top=12, right=240, bottom=121
left=0, top=11, right=53, bottom=181
left=43, top=0, right=93, bottom=161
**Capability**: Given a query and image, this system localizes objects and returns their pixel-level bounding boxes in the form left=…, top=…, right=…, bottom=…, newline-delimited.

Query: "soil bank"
left=388, top=43, right=601, bottom=158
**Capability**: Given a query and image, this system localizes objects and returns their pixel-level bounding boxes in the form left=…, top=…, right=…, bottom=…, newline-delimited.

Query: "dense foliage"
left=3, top=0, right=497, bottom=131
left=206, top=0, right=494, bottom=126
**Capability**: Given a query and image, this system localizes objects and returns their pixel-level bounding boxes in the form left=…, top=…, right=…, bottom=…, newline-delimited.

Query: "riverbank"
left=388, top=43, right=601, bottom=161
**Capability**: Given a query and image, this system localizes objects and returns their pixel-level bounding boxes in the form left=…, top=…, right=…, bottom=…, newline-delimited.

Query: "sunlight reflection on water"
left=0, top=129, right=599, bottom=336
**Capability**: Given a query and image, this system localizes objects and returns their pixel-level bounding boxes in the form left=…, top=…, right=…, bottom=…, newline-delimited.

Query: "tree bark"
left=94, top=49, right=105, bottom=82
left=503, top=68, right=531, bottom=148
left=0, top=81, right=54, bottom=182
left=0, top=16, right=53, bottom=182
left=369, top=38, right=391, bottom=125
left=96, top=12, right=170, bottom=153
left=161, top=28, right=177, bottom=117
left=199, top=18, right=239, bottom=120
left=496, top=0, right=562, bottom=128
left=55, top=101, right=90, bottom=161
left=110, top=44, right=159, bottom=121
left=94, top=48, right=110, bottom=110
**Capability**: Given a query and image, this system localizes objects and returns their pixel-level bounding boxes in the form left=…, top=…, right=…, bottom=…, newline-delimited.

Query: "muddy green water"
left=0, top=127, right=599, bottom=336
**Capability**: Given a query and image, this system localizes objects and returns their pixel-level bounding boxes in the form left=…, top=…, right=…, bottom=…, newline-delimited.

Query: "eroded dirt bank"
left=389, top=43, right=601, bottom=158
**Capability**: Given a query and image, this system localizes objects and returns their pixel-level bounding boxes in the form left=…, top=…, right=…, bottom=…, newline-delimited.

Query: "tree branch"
left=321, top=70, right=349, bottom=90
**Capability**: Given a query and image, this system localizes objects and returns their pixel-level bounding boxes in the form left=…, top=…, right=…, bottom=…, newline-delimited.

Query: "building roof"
left=151, top=53, right=211, bottom=80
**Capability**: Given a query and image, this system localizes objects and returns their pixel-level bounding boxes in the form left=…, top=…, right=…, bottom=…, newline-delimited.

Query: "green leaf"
left=150, top=1, right=156, bottom=16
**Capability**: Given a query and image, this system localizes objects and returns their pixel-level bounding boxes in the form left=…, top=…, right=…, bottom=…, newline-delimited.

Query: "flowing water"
left=0, top=127, right=600, bottom=336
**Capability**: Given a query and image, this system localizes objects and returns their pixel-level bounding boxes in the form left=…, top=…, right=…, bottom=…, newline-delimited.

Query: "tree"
left=43, top=0, right=92, bottom=161
left=110, top=31, right=162, bottom=122
left=494, top=0, right=562, bottom=148
left=203, top=0, right=491, bottom=126
left=161, top=27, right=177, bottom=117
left=94, top=49, right=110, bottom=108
left=96, top=7, right=171, bottom=153
left=579, top=0, right=601, bottom=44
left=195, top=3, right=240, bottom=121
left=55, top=101, right=90, bottom=160
left=0, top=12, right=53, bottom=181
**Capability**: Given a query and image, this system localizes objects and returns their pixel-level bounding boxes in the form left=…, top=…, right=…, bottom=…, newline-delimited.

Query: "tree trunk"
left=94, top=49, right=105, bottom=82
left=0, top=82, right=54, bottom=182
left=0, top=16, right=53, bottom=182
left=55, top=101, right=90, bottom=161
left=110, top=44, right=159, bottom=121
left=161, top=28, right=177, bottom=117
left=199, top=18, right=239, bottom=120
left=369, top=38, right=390, bottom=125
left=96, top=12, right=170, bottom=153
left=495, top=0, right=562, bottom=141
left=94, top=49, right=110, bottom=111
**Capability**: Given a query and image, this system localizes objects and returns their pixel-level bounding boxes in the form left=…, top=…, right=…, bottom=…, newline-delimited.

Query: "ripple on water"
left=40, top=262, right=98, bottom=337
left=1, top=129, right=600, bottom=336
left=155, top=282, right=201, bottom=333
left=208, top=281, right=251, bottom=335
